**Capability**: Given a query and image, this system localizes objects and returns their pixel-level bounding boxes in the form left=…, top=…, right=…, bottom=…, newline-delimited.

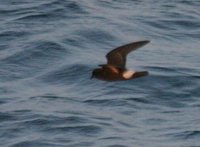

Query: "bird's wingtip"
left=142, top=40, right=150, bottom=44
left=133, top=40, right=150, bottom=47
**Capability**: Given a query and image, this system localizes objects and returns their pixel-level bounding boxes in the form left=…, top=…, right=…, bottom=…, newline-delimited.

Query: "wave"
left=1, top=0, right=200, bottom=146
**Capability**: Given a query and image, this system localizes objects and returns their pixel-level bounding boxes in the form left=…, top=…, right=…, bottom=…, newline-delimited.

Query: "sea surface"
left=0, top=0, right=200, bottom=147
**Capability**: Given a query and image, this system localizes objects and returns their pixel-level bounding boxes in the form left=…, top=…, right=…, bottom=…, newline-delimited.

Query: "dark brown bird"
left=91, top=40, right=150, bottom=81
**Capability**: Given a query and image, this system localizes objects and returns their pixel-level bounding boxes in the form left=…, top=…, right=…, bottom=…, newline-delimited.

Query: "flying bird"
left=91, top=40, right=150, bottom=81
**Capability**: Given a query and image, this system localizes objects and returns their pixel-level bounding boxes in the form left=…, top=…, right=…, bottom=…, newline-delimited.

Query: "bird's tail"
left=132, top=71, right=149, bottom=79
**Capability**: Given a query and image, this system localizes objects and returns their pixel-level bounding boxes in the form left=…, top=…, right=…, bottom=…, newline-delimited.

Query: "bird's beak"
left=90, top=75, right=94, bottom=79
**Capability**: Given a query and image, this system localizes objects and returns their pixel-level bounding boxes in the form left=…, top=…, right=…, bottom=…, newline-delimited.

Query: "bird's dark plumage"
left=106, top=40, right=150, bottom=68
left=91, top=40, right=150, bottom=81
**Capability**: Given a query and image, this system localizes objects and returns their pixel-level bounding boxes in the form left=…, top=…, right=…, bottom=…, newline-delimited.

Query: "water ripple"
left=0, top=0, right=200, bottom=147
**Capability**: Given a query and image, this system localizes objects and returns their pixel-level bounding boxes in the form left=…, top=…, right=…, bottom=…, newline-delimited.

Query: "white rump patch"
left=122, top=70, right=135, bottom=79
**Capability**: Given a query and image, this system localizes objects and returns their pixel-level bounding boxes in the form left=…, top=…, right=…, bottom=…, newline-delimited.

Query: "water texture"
left=0, top=0, right=200, bottom=147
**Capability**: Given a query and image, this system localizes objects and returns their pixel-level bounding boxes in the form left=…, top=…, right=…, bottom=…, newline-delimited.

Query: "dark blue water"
left=0, top=0, right=200, bottom=147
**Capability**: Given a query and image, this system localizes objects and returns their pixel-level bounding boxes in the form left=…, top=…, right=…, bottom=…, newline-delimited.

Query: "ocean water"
left=0, top=0, right=200, bottom=147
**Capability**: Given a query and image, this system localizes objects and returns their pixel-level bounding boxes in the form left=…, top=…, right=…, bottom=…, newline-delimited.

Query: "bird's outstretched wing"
left=106, top=40, right=150, bottom=69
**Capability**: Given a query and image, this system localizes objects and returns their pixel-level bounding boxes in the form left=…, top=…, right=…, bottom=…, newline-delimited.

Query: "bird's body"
left=91, top=40, right=150, bottom=82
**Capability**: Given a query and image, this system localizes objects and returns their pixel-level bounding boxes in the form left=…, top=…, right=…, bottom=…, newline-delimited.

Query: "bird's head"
left=91, top=68, right=103, bottom=79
